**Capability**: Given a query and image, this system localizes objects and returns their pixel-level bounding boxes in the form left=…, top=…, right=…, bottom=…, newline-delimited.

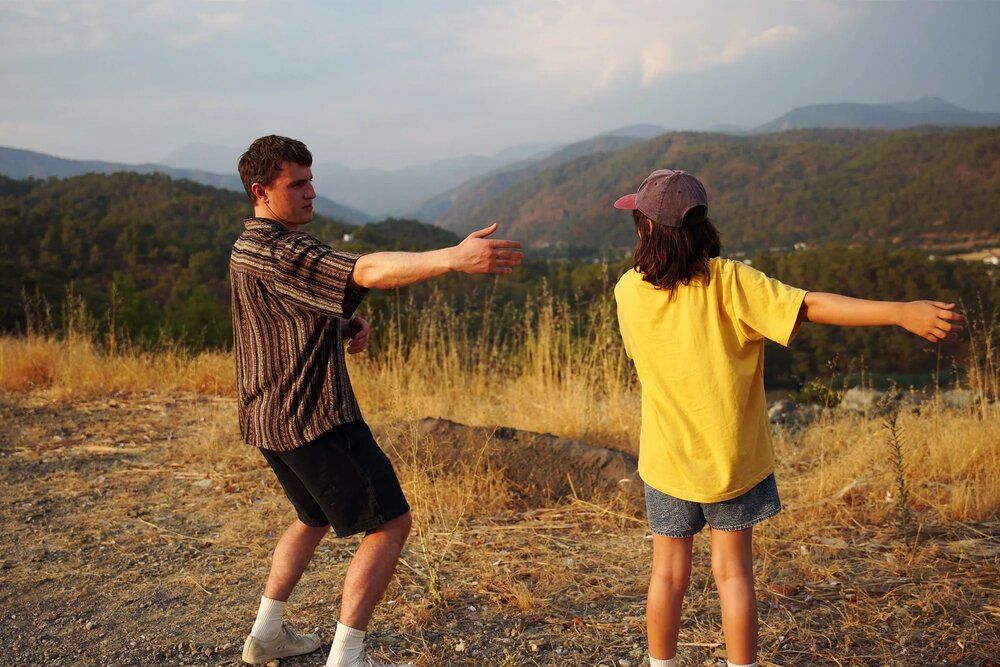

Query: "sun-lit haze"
left=2, top=0, right=998, bottom=169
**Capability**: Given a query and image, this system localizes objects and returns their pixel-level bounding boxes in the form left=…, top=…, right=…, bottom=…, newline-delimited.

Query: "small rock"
left=619, top=660, right=631, bottom=667
left=818, top=536, right=849, bottom=549
left=193, top=478, right=213, bottom=489
left=84, top=621, right=95, bottom=630
left=767, top=399, right=797, bottom=421
left=839, top=387, right=899, bottom=415
left=941, top=388, right=978, bottom=410
left=454, top=641, right=466, bottom=652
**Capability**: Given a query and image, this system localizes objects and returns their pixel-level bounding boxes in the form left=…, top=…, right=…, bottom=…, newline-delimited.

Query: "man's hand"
left=898, top=301, right=965, bottom=343
left=449, top=223, right=524, bottom=275
left=342, top=316, right=371, bottom=354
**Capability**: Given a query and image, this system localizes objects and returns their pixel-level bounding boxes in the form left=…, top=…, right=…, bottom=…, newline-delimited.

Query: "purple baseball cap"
left=614, top=169, right=708, bottom=227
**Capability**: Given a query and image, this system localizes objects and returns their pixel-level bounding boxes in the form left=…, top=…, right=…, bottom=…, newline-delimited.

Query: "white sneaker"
left=241, top=620, right=321, bottom=664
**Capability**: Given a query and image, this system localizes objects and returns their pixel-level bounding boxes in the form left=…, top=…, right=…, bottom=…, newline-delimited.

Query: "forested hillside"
left=2, top=171, right=995, bottom=387
left=419, top=135, right=648, bottom=227
left=750, top=246, right=997, bottom=385
left=0, top=173, right=451, bottom=346
left=444, top=128, right=1000, bottom=256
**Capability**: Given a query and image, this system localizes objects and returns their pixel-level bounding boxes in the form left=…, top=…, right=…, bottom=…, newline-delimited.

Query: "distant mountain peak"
left=594, top=124, right=667, bottom=140
left=754, top=97, right=1000, bottom=133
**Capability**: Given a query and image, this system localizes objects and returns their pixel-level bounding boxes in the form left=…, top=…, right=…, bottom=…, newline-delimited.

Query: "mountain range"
left=156, top=127, right=669, bottom=217
left=2, top=97, right=998, bottom=232
left=0, top=146, right=371, bottom=224
left=753, top=96, right=1000, bottom=134
left=440, top=127, right=1000, bottom=255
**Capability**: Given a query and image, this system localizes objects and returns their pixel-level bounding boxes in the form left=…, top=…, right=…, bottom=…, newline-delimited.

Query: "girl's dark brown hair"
left=632, top=206, right=721, bottom=291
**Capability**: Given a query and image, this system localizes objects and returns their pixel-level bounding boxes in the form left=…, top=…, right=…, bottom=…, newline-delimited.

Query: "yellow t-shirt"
left=614, top=258, right=807, bottom=503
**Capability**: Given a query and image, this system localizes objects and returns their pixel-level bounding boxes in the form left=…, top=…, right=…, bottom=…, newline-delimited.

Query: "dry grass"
left=1, top=389, right=997, bottom=664
left=0, top=334, right=234, bottom=398
left=2, top=294, right=997, bottom=522
left=1, top=299, right=998, bottom=664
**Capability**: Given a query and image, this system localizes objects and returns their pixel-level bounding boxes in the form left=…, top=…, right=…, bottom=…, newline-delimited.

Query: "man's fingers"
left=492, top=249, right=524, bottom=259
left=932, top=301, right=956, bottom=309
left=468, top=222, right=499, bottom=239
left=937, top=319, right=964, bottom=333
left=489, top=239, right=523, bottom=249
left=941, top=309, right=966, bottom=322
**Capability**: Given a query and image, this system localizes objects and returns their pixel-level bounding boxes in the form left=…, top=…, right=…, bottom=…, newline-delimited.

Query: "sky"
left=2, top=0, right=999, bottom=170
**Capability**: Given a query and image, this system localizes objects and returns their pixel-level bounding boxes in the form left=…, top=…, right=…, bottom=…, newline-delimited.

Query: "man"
left=231, top=135, right=523, bottom=666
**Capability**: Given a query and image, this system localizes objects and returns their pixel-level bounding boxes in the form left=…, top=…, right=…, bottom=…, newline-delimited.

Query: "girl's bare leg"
left=710, top=527, right=757, bottom=665
left=647, top=534, right=694, bottom=660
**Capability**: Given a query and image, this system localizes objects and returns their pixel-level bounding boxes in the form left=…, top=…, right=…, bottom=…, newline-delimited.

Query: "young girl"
left=612, top=170, right=964, bottom=667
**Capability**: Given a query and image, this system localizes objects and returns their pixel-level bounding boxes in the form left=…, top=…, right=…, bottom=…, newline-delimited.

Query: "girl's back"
left=614, top=257, right=805, bottom=503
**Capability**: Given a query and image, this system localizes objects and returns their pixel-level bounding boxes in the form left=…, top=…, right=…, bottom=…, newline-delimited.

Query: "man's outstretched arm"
left=799, top=292, right=965, bottom=343
left=350, top=223, right=523, bottom=290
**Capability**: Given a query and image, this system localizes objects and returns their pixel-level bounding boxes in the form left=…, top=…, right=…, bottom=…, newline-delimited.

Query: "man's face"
left=259, top=161, right=316, bottom=225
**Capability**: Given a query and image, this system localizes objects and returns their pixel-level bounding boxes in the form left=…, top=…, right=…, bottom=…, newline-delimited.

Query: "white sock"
left=650, top=656, right=676, bottom=667
left=727, top=662, right=757, bottom=667
left=326, top=622, right=366, bottom=667
left=249, top=595, right=286, bottom=642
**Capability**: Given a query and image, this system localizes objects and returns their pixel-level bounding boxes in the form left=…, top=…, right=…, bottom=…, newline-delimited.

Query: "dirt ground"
left=0, top=392, right=997, bottom=666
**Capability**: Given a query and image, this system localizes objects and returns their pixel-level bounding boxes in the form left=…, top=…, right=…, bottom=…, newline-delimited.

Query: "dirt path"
left=0, top=393, right=997, bottom=666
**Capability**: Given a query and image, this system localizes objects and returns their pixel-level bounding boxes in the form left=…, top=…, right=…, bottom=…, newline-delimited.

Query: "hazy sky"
left=2, top=0, right=998, bottom=169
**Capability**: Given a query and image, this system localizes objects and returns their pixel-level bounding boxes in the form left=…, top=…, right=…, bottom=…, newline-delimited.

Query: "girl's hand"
left=898, top=301, right=965, bottom=343
left=344, top=316, right=370, bottom=354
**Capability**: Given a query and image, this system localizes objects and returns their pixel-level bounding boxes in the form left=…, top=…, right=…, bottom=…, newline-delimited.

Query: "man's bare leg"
left=327, top=511, right=413, bottom=667
left=340, top=511, right=412, bottom=629
left=264, top=519, right=331, bottom=601
left=243, top=520, right=330, bottom=663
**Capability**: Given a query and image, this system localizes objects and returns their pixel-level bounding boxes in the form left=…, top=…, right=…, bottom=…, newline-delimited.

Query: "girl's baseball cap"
left=614, top=169, right=708, bottom=227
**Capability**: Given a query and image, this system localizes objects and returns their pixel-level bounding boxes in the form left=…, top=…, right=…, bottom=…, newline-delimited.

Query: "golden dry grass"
left=1, top=386, right=997, bottom=664
left=2, top=298, right=998, bottom=664
left=2, top=294, right=997, bottom=522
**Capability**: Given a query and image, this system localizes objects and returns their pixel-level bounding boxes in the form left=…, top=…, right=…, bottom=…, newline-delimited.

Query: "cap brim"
left=614, top=193, right=638, bottom=210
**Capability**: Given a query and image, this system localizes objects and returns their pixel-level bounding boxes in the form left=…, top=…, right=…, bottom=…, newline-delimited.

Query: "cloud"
left=196, top=11, right=243, bottom=32
left=438, top=0, right=852, bottom=96
left=642, top=24, right=804, bottom=84
left=166, top=9, right=246, bottom=46
left=0, top=1, right=110, bottom=57
left=0, top=0, right=252, bottom=56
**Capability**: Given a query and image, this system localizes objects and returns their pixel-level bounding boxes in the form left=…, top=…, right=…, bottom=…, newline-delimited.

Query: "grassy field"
left=0, top=304, right=998, bottom=665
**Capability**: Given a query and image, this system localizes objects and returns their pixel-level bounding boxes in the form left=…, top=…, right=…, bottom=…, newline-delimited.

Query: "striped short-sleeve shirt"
left=230, top=217, right=368, bottom=451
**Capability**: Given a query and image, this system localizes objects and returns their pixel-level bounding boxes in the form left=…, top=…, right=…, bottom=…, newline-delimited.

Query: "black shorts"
left=260, top=420, right=410, bottom=537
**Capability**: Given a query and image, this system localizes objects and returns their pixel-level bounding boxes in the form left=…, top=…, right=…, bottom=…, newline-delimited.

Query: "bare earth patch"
left=0, top=392, right=997, bottom=666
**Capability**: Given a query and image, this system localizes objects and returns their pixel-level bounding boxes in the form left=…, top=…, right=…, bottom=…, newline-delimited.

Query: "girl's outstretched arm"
left=799, top=293, right=965, bottom=343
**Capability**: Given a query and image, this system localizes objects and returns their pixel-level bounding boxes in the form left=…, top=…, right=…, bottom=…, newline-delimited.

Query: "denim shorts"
left=645, top=474, right=781, bottom=537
